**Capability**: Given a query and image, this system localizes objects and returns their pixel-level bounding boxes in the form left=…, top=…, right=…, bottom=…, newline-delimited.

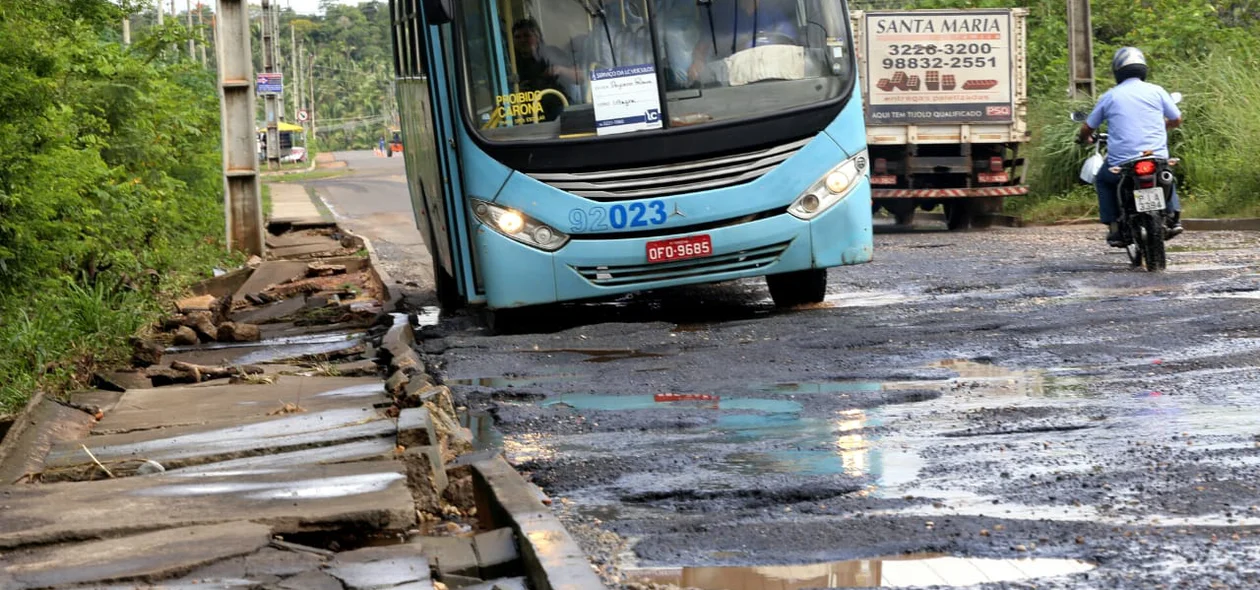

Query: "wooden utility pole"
left=1066, top=0, right=1095, bottom=98
left=214, top=0, right=264, bottom=256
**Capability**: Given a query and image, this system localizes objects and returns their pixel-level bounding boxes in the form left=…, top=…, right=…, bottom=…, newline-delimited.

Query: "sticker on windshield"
left=590, top=64, right=663, bottom=136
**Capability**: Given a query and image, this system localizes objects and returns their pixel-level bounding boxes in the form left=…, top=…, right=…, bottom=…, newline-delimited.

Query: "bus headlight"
left=788, top=149, right=869, bottom=220
left=472, top=199, right=569, bottom=251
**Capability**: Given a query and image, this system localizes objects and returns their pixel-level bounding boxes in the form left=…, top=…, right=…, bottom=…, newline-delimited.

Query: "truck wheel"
left=766, top=269, right=827, bottom=308
left=944, top=200, right=973, bottom=231
left=885, top=201, right=916, bottom=226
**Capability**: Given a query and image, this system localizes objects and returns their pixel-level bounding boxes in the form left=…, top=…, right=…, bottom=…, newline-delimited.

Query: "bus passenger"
left=687, top=0, right=801, bottom=85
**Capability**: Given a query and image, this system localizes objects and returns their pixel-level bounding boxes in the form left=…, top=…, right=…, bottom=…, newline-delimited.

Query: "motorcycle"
left=1071, top=92, right=1182, bottom=272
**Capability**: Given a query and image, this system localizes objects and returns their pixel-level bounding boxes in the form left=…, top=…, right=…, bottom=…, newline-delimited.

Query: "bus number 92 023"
left=569, top=201, right=668, bottom=232
left=882, top=57, right=997, bottom=70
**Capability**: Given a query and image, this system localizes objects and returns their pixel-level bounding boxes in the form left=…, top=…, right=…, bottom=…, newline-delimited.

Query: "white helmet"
left=1112, top=47, right=1148, bottom=83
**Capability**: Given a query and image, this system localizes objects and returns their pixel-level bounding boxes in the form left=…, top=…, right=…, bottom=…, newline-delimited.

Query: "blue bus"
left=389, top=0, right=871, bottom=326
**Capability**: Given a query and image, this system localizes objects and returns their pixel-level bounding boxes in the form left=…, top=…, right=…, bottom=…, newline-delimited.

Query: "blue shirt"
left=709, top=0, right=799, bottom=58
left=1086, top=78, right=1181, bottom=165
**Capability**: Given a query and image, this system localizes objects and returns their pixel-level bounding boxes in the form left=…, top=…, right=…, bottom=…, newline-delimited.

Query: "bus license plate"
left=647, top=235, right=712, bottom=264
left=1134, top=188, right=1165, bottom=212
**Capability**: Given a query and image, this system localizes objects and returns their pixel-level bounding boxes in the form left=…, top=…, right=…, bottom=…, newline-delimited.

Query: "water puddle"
left=414, top=307, right=441, bottom=327
left=625, top=554, right=1095, bottom=589
left=541, top=394, right=800, bottom=413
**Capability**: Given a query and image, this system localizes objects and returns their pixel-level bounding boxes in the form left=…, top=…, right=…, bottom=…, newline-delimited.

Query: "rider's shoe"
left=1167, top=213, right=1184, bottom=239
left=1106, top=223, right=1126, bottom=247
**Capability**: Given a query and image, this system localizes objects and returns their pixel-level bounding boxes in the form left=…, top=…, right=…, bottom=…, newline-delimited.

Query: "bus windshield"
left=458, top=0, right=854, bottom=142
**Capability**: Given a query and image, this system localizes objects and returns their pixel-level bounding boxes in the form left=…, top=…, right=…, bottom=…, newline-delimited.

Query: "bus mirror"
left=423, top=0, right=453, bottom=25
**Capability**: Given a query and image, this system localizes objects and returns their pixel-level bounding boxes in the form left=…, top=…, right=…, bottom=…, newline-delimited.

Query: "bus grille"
left=528, top=138, right=811, bottom=201
left=573, top=241, right=792, bottom=287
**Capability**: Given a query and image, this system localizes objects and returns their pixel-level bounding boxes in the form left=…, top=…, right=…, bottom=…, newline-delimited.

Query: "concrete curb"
left=259, top=158, right=318, bottom=178
left=471, top=457, right=609, bottom=590
left=336, top=225, right=400, bottom=314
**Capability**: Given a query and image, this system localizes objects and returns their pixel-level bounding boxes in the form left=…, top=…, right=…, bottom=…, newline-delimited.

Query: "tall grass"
left=1016, top=53, right=1260, bottom=220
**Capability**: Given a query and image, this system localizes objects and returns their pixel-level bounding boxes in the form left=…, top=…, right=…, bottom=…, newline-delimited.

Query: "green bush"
left=0, top=2, right=236, bottom=413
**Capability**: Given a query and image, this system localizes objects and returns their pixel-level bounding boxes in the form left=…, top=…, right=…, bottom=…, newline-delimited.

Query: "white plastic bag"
left=1079, top=152, right=1104, bottom=184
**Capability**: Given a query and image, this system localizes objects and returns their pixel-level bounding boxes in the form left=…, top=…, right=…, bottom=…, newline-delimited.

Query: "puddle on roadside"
left=541, top=394, right=801, bottom=413
left=462, top=410, right=504, bottom=451
left=414, top=307, right=441, bottom=327
left=625, top=554, right=1095, bottom=589
left=928, top=359, right=1093, bottom=399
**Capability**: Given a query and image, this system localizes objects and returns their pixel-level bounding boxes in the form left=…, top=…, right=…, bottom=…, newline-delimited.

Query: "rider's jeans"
left=1095, top=166, right=1181, bottom=224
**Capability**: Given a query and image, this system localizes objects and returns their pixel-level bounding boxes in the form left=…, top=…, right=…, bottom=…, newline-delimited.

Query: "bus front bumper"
left=474, top=182, right=873, bottom=310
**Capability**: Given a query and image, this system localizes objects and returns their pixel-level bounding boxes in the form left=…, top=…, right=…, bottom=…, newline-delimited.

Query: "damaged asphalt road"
left=419, top=223, right=1260, bottom=589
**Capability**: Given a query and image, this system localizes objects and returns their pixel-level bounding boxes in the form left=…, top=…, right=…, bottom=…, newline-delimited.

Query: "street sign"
left=297, top=109, right=309, bottom=122
left=256, top=72, right=283, bottom=95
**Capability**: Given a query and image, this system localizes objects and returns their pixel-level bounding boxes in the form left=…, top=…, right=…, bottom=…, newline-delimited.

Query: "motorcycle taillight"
left=1134, top=160, right=1157, bottom=176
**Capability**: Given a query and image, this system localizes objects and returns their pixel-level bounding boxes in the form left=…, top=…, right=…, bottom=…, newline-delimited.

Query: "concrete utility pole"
left=1066, top=0, right=1095, bottom=98
left=123, top=15, right=131, bottom=45
left=186, top=0, right=196, bottom=59
left=271, top=4, right=285, bottom=122
left=156, top=0, right=164, bottom=26
left=291, top=23, right=299, bottom=120
left=214, top=0, right=265, bottom=256
left=197, top=3, right=208, bottom=67
left=261, top=0, right=281, bottom=168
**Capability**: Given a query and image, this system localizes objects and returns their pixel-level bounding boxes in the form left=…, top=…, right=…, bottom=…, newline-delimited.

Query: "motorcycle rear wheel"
left=1141, top=214, right=1167, bottom=272
left=1125, top=221, right=1143, bottom=267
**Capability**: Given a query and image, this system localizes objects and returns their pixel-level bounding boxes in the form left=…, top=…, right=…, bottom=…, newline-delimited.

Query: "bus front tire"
left=766, top=269, right=827, bottom=308
left=434, top=265, right=463, bottom=312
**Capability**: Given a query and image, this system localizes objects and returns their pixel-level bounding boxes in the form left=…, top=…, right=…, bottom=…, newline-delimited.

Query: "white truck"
left=852, top=8, right=1029, bottom=230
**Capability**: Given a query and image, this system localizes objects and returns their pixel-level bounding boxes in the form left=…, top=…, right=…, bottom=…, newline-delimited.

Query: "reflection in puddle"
left=541, top=394, right=800, bottom=413
left=929, top=359, right=1092, bottom=398
left=627, top=554, right=1095, bottom=589
left=415, top=307, right=441, bottom=327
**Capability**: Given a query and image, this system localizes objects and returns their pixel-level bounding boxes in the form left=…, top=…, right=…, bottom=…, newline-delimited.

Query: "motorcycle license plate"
left=1134, top=187, right=1165, bottom=212
left=646, top=235, right=712, bottom=264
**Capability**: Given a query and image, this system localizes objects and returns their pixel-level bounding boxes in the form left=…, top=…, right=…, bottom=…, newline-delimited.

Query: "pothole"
left=625, top=553, right=1095, bottom=588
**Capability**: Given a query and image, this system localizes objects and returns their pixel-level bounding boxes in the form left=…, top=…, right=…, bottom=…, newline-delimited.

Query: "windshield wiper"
left=577, top=0, right=618, bottom=67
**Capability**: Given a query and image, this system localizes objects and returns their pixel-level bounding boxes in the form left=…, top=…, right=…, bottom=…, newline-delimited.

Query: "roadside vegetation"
left=0, top=2, right=236, bottom=413
left=868, top=0, right=1260, bottom=221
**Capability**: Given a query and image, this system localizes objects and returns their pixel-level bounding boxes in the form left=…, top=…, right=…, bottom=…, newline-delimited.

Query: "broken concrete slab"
left=415, top=535, right=479, bottom=578
left=163, top=331, right=365, bottom=368
left=463, top=577, right=530, bottom=590
left=0, top=394, right=96, bottom=485
left=330, top=359, right=381, bottom=377
left=172, top=439, right=397, bottom=475
left=93, top=377, right=388, bottom=434
left=380, top=321, right=416, bottom=358
left=189, top=266, right=255, bottom=300
left=69, top=389, right=124, bottom=414
left=92, top=369, right=153, bottom=392
left=398, top=408, right=436, bottom=448
left=278, top=569, right=346, bottom=590
left=232, top=261, right=312, bottom=303
left=232, top=296, right=307, bottom=325
left=473, top=528, right=520, bottom=580
left=402, top=446, right=446, bottom=514
left=47, top=406, right=393, bottom=472
left=386, top=370, right=410, bottom=395
left=0, top=461, right=416, bottom=548
left=0, top=522, right=271, bottom=589
left=324, top=545, right=431, bottom=590
left=218, top=321, right=263, bottom=343
left=472, top=457, right=607, bottom=590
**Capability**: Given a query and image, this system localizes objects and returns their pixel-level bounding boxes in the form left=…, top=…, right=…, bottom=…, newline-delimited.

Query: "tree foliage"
left=0, top=1, right=232, bottom=412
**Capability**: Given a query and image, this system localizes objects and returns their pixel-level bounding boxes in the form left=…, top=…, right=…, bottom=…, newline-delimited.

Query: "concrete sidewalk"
left=0, top=224, right=600, bottom=589
left=269, top=183, right=328, bottom=225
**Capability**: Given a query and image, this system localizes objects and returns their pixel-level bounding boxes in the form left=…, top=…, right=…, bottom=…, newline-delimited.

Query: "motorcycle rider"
left=1077, top=47, right=1184, bottom=246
